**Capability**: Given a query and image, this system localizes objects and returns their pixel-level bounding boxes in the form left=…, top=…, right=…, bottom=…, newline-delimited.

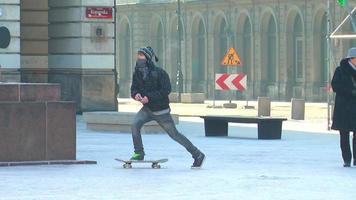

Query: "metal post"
left=327, top=0, right=331, bottom=130
left=114, top=0, right=119, bottom=111
left=177, top=0, right=183, bottom=103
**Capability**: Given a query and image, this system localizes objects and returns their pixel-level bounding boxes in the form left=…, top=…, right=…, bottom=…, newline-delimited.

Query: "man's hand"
left=141, top=96, right=149, bottom=104
left=135, top=93, right=143, bottom=101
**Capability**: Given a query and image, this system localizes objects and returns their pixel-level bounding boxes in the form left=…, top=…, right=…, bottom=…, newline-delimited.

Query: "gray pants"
left=131, top=106, right=200, bottom=158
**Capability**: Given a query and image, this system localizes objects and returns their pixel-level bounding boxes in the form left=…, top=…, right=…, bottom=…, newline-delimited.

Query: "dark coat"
left=331, top=58, right=356, bottom=131
left=131, top=62, right=171, bottom=112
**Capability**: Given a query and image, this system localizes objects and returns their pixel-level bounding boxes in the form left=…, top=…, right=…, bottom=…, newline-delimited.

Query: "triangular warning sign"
left=330, top=7, right=355, bottom=39
left=221, top=47, right=243, bottom=67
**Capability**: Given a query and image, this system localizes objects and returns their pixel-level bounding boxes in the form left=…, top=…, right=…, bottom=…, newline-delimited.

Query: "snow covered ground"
left=0, top=116, right=355, bottom=200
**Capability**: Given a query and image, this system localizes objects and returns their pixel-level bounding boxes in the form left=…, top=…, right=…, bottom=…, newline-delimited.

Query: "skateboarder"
left=130, top=46, right=205, bottom=168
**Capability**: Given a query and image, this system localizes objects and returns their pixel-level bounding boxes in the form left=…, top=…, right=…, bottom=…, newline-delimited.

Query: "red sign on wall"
left=86, top=7, right=113, bottom=19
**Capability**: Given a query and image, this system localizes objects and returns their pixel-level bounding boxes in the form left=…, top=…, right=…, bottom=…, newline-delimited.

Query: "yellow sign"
left=221, top=47, right=243, bottom=67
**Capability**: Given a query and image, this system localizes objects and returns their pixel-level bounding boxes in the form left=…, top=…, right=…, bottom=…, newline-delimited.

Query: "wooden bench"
left=200, top=116, right=287, bottom=140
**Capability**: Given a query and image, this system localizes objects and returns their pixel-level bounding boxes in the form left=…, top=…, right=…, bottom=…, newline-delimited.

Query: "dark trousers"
left=131, top=107, right=200, bottom=158
left=340, top=131, right=356, bottom=164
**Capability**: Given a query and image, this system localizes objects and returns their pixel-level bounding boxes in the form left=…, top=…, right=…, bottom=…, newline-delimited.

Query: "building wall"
left=20, top=0, right=49, bottom=83
left=117, top=0, right=356, bottom=102
left=0, top=0, right=117, bottom=112
left=48, top=0, right=117, bottom=112
left=0, top=0, right=21, bottom=82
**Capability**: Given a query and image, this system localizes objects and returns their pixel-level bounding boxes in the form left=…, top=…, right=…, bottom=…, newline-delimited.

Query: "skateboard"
left=115, top=158, right=168, bottom=169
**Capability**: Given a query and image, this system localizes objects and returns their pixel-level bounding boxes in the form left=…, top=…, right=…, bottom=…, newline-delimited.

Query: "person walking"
left=331, top=47, right=356, bottom=167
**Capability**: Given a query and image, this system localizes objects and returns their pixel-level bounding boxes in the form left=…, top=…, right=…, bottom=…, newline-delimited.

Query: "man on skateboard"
left=130, top=46, right=205, bottom=168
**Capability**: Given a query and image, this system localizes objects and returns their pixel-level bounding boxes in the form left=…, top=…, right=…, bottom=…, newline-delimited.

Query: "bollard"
left=291, top=98, right=305, bottom=120
left=169, top=92, right=179, bottom=103
left=181, top=93, right=205, bottom=104
left=258, top=97, right=271, bottom=117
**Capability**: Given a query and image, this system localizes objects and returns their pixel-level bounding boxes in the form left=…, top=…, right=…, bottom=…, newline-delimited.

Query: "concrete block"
left=0, top=68, right=20, bottom=82
left=0, top=102, right=46, bottom=162
left=49, top=38, right=114, bottom=54
left=20, top=83, right=61, bottom=102
left=46, top=102, right=76, bottom=160
left=258, top=97, right=271, bottom=117
left=21, top=0, right=48, bottom=10
left=81, top=73, right=116, bottom=111
left=291, top=98, right=305, bottom=120
left=81, top=55, right=114, bottom=69
left=181, top=93, right=205, bottom=103
left=20, top=68, right=49, bottom=83
left=21, top=40, right=48, bottom=55
left=0, top=54, right=20, bottom=68
left=48, top=7, right=82, bottom=22
left=169, top=92, right=178, bottom=103
left=0, top=83, right=18, bottom=101
left=20, top=10, right=48, bottom=25
left=49, top=23, right=114, bottom=38
left=21, top=26, right=48, bottom=40
left=21, top=55, right=48, bottom=69
left=49, top=23, right=81, bottom=38
left=0, top=101, right=77, bottom=162
left=81, top=37, right=114, bottom=54
left=48, top=69, right=82, bottom=112
left=48, top=54, right=114, bottom=69
left=0, top=83, right=61, bottom=102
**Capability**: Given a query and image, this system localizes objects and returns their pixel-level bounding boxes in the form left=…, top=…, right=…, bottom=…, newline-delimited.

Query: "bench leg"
left=204, top=120, right=228, bottom=137
left=257, top=121, right=282, bottom=140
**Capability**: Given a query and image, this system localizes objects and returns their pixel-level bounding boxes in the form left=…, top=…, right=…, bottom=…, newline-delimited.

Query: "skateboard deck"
left=115, top=158, right=168, bottom=169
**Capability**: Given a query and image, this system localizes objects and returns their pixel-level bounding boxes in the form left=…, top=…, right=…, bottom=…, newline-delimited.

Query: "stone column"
left=0, top=0, right=21, bottom=82
left=252, top=6, right=262, bottom=97
left=304, top=1, right=316, bottom=101
left=278, top=3, right=288, bottom=101
left=48, top=0, right=116, bottom=112
left=206, top=10, right=215, bottom=99
left=20, top=0, right=49, bottom=83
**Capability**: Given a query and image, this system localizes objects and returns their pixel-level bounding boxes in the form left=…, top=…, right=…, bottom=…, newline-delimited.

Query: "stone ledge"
left=0, top=83, right=61, bottom=102
left=0, top=160, right=97, bottom=167
left=83, top=111, right=179, bottom=134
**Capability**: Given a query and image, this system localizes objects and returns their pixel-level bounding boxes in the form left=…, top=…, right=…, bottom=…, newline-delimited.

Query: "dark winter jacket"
left=131, top=61, right=171, bottom=112
left=331, top=58, right=356, bottom=131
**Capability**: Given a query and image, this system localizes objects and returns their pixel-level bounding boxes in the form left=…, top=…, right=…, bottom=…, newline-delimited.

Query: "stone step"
left=83, top=111, right=179, bottom=134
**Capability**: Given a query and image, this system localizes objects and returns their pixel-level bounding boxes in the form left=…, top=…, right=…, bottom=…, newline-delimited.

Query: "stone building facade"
left=0, top=0, right=116, bottom=112
left=0, top=0, right=355, bottom=113
left=117, top=0, right=356, bottom=101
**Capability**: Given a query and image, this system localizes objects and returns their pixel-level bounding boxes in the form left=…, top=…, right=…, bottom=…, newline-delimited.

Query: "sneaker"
left=130, top=152, right=145, bottom=161
left=344, top=162, right=351, bottom=167
left=192, top=152, right=205, bottom=168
